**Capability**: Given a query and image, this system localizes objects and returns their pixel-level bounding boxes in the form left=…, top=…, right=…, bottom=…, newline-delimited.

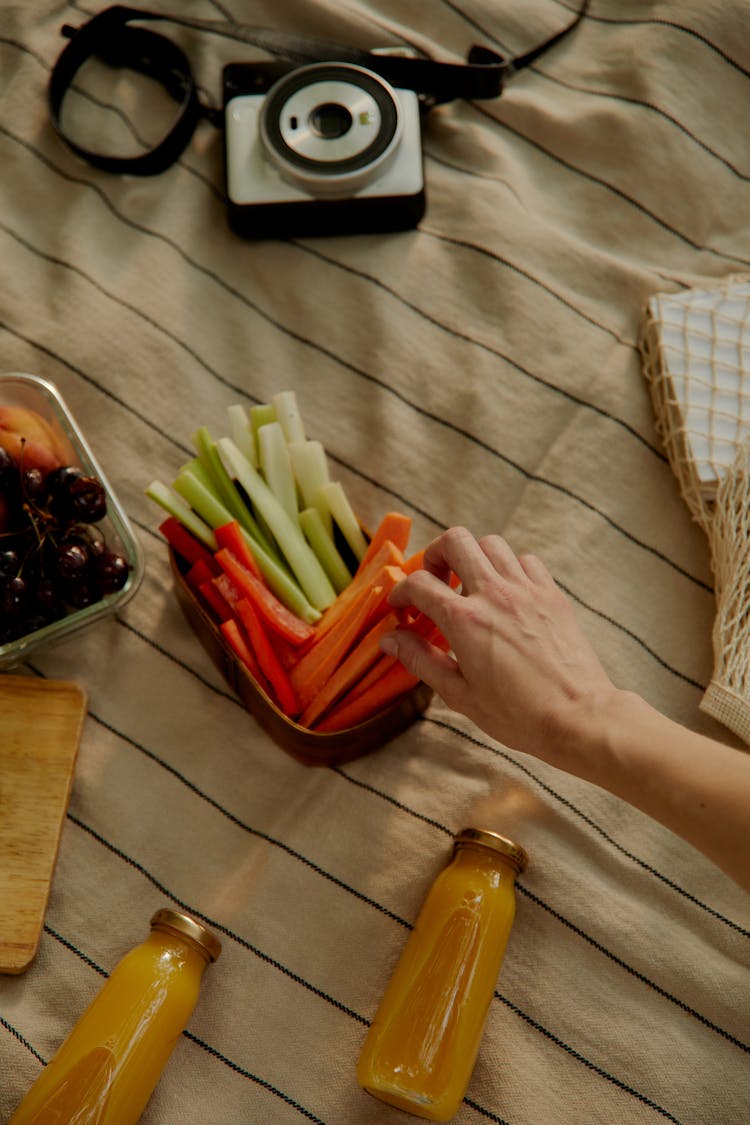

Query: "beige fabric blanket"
left=1, top=2, right=748, bottom=1123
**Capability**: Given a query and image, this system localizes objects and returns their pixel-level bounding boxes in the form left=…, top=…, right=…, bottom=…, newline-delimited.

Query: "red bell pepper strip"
left=214, top=520, right=263, bottom=580
left=215, top=548, right=314, bottom=647
left=213, top=572, right=242, bottom=611
left=219, top=617, right=264, bottom=683
left=234, top=598, right=300, bottom=717
left=159, top=517, right=218, bottom=573
left=198, top=580, right=234, bottom=623
left=186, top=558, right=217, bottom=592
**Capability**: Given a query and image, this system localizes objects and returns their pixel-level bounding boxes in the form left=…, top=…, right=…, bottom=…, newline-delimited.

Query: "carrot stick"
left=402, top=548, right=425, bottom=575
left=234, top=598, right=300, bottom=717
left=290, top=565, right=404, bottom=692
left=313, top=541, right=405, bottom=645
left=314, top=661, right=419, bottom=732
left=357, top=512, right=412, bottom=573
left=338, top=652, right=396, bottom=704
left=337, top=611, right=449, bottom=709
left=290, top=583, right=385, bottom=711
left=298, top=610, right=400, bottom=728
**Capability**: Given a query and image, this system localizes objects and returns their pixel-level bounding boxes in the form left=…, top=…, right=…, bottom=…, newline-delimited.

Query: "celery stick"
left=227, top=404, right=257, bottom=467
left=250, top=403, right=276, bottom=465
left=145, top=480, right=217, bottom=549
left=173, top=468, right=234, bottom=530
left=193, top=426, right=245, bottom=519
left=249, top=405, right=277, bottom=518
left=216, top=438, right=337, bottom=611
left=288, top=440, right=331, bottom=532
left=179, top=457, right=214, bottom=492
left=192, top=427, right=278, bottom=559
left=271, top=390, right=306, bottom=444
left=258, top=422, right=299, bottom=526
left=250, top=505, right=277, bottom=560
left=299, top=507, right=352, bottom=594
left=317, top=481, right=369, bottom=562
left=173, top=469, right=319, bottom=623
left=245, top=407, right=278, bottom=547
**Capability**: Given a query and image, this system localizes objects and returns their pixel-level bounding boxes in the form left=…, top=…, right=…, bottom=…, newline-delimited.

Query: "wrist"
left=546, top=685, right=647, bottom=786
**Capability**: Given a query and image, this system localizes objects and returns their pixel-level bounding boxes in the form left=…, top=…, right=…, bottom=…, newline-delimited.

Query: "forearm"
left=558, top=689, right=750, bottom=894
left=385, top=527, right=750, bottom=894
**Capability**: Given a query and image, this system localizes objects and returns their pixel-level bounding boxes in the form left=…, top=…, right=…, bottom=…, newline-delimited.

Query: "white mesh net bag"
left=640, top=273, right=750, bottom=744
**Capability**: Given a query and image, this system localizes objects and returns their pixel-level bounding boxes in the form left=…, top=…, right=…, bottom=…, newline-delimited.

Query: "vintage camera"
left=223, top=59, right=426, bottom=239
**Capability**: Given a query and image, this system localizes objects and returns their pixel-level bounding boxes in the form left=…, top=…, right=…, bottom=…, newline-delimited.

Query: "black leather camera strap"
left=48, top=6, right=202, bottom=175
left=48, top=1, right=590, bottom=176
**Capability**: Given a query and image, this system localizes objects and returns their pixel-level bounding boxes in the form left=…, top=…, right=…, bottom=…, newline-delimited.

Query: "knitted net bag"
left=640, top=274, right=750, bottom=744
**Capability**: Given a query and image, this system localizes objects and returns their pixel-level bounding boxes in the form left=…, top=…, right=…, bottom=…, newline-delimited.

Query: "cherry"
left=0, top=459, right=128, bottom=644
left=93, top=551, right=130, bottom=594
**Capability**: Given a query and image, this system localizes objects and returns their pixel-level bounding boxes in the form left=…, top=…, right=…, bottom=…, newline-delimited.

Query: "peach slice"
left=0, top=405, right=73, bottom=475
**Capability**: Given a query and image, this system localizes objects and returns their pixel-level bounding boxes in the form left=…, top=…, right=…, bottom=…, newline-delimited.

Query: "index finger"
left=421, top=527, right=499, bottom=595
left=387, top=567, right=459, bottom=630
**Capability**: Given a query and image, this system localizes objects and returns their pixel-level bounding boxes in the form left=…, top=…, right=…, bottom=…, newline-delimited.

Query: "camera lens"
left=309, top=103, right=353, bottom=140
left=260, top=64, right=402, bottom=199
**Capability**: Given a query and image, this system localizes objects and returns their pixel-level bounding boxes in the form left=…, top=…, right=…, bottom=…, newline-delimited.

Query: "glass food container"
left=0, top=372, right=144, bottom=668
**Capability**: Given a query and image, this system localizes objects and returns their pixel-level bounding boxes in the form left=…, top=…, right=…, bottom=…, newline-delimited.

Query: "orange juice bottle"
left=9, top=908, right=221, bottom=1125
left=357, top=827, right=528, bottom=1122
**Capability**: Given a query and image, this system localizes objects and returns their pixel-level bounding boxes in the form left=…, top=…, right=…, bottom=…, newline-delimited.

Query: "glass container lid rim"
left=454, top=827, right=528, bottom=872
left=150, top=908, right=222, bottom=962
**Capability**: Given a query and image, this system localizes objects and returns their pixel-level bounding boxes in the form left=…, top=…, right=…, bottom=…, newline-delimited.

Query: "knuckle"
left=443, top=525, right=473, bottom=548
left=441, top=594, right=470, bottom=629
left=455, top=598, right=486, bottom=629
left=519, top=552, right=551, bottom=582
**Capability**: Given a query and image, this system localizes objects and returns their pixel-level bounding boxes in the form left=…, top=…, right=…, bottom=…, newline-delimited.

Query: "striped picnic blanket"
left=1, top=2, right=748, bottom=1124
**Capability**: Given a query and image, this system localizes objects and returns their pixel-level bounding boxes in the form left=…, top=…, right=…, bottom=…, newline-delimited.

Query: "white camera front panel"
left=226, top=89, right=424, bottom=206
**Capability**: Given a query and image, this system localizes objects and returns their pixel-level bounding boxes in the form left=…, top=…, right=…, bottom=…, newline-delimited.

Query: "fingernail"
left=380, top=634, right=398, bottom=656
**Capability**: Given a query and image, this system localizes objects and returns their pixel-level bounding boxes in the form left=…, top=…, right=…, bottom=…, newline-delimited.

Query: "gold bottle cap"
left=150, top=909, right=222, bottom=963
left=454, top=827, right=528, bottom=874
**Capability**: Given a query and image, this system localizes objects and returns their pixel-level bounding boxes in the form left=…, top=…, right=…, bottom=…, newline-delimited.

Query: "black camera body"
left=223, top=60, right=426, bottom=240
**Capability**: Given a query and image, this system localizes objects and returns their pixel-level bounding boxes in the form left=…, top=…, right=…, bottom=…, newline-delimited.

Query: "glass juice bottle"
left=9, top=908, right=221, bottom=1125
left=357, top=827, right=528, bottom=1122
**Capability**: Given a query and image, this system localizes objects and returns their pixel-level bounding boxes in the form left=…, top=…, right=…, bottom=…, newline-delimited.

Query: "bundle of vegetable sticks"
left=146, top=392, right=447, bottom=731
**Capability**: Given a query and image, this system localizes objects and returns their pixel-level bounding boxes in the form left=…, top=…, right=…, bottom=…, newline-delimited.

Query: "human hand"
left=381, top=527, right=617, bottom=766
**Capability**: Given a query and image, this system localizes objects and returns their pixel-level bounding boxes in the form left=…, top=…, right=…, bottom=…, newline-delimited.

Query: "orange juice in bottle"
left=357, top=827, right=527, bottom=1122
left=9, top=908, right=221, bottom=1125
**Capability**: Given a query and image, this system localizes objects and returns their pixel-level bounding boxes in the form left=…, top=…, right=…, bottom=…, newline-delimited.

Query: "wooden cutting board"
left=0, top=675, right=86, bottom=974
